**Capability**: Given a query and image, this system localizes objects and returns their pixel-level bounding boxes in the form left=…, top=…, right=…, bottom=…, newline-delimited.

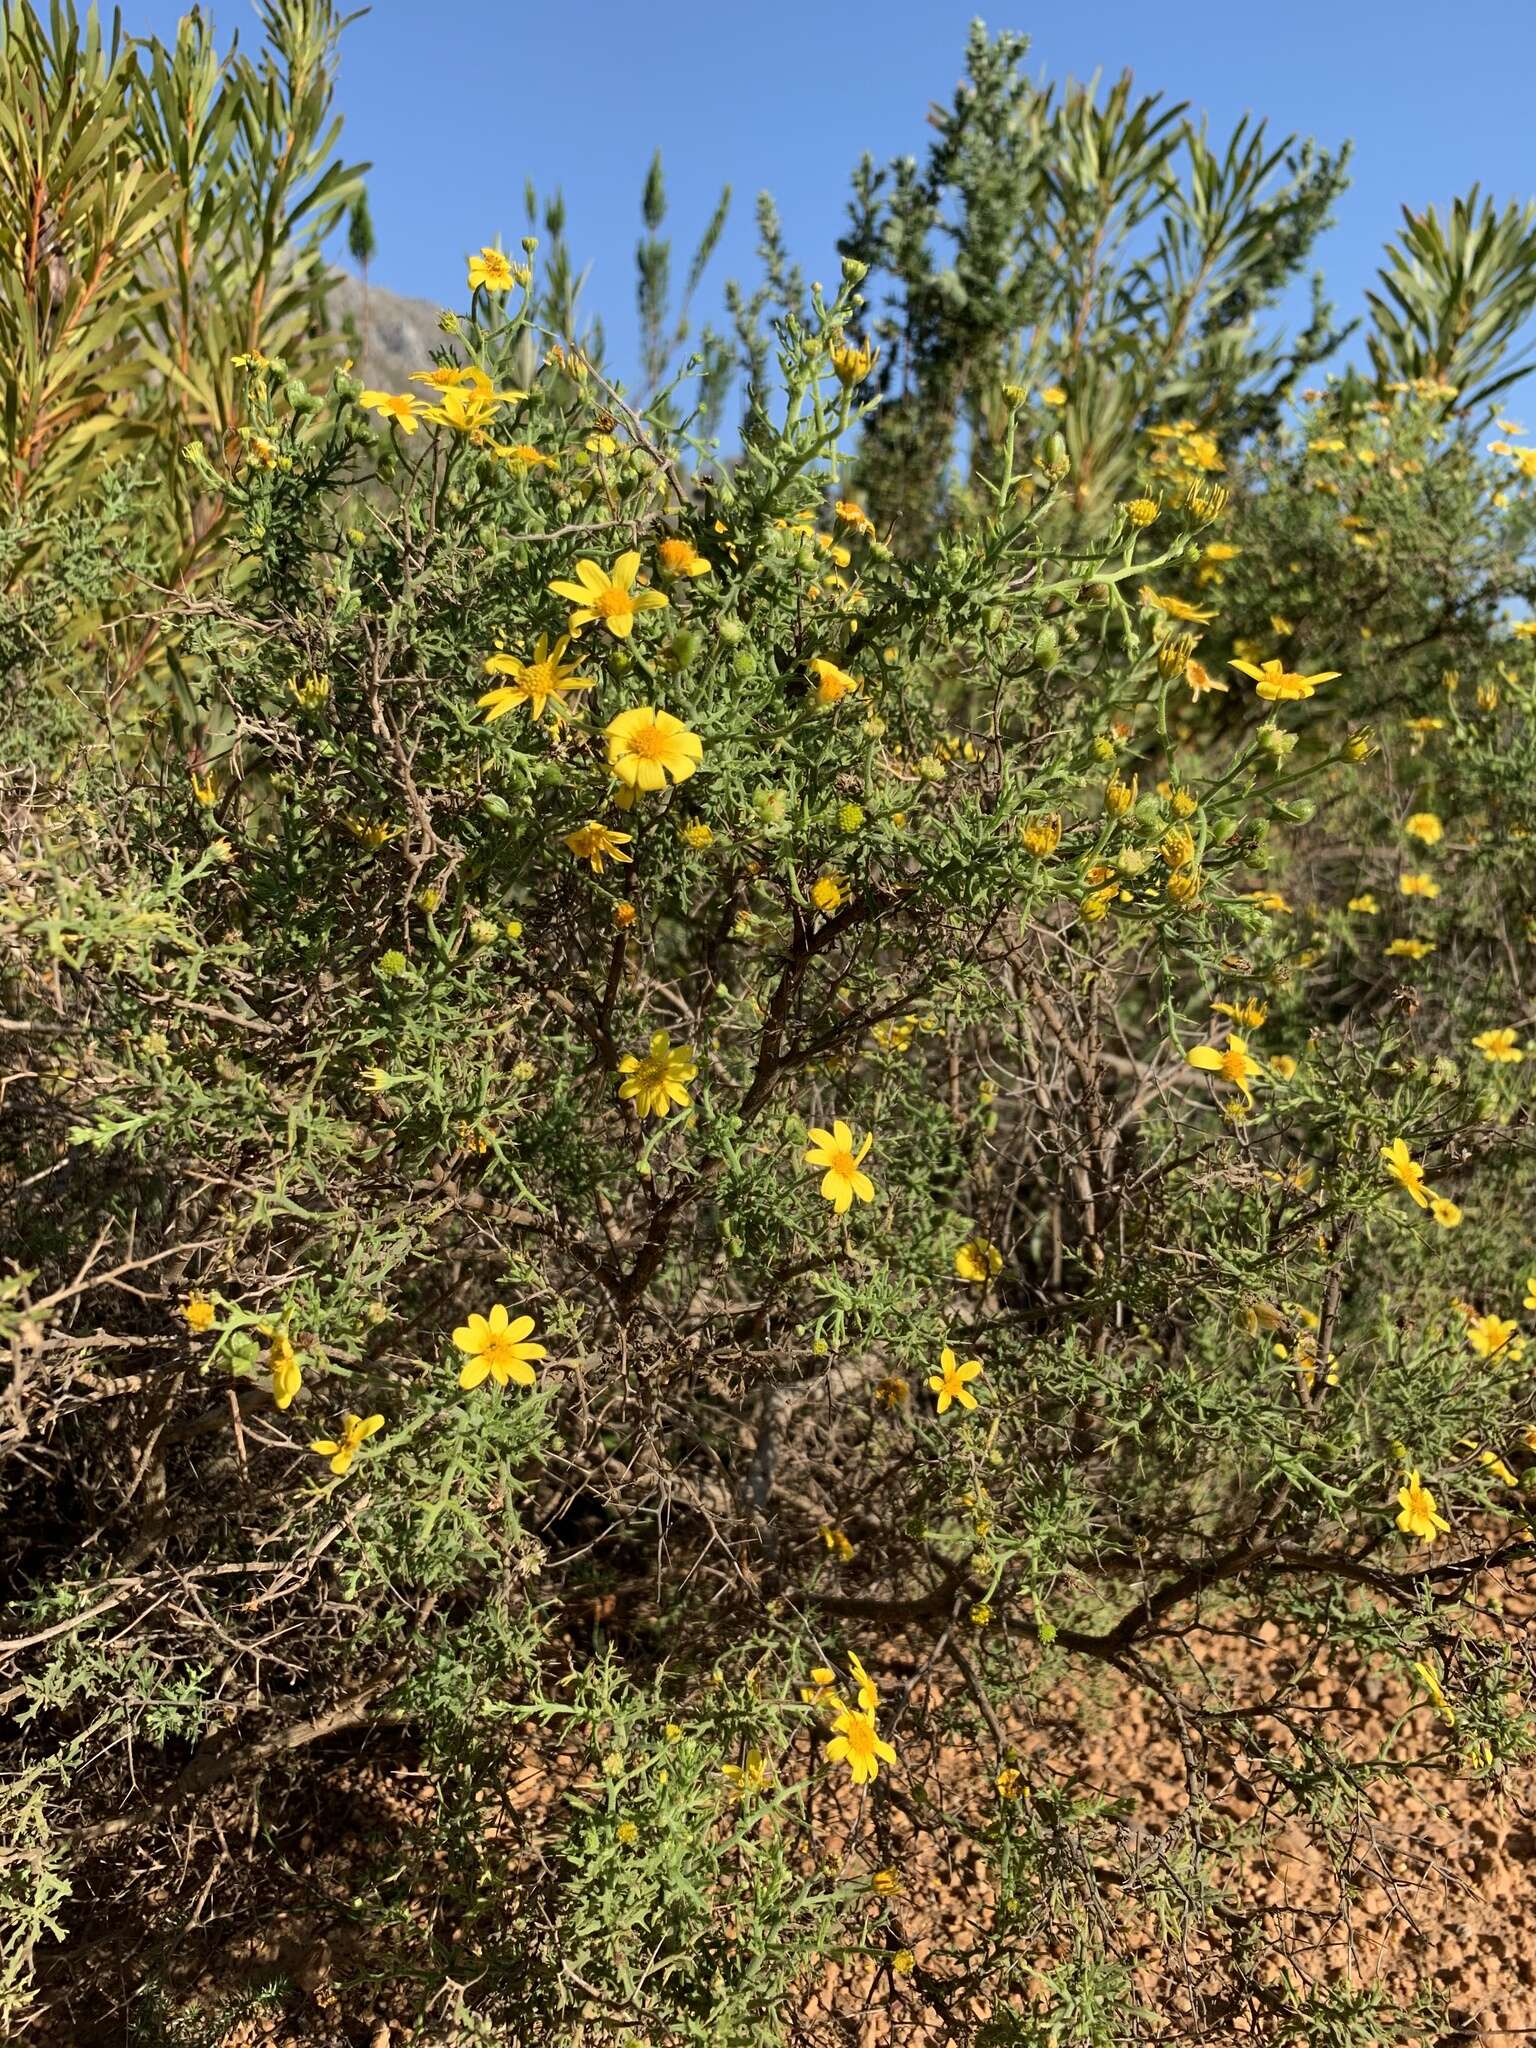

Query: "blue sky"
left=132, top=0, right=1536, bottom=386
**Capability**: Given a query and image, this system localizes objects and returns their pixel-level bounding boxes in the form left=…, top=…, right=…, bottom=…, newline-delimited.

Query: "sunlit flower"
left=268, top=1330, right=302, bottom=1411
left=811, top=872, right=847, bottom=915
left=563, top=820, right=633, bottom=874
left=359, top=389, right=425, bottom=434
left=467, top=245, right=525, bottom=293
left=1412, top=1659, right=1456, bottom=1726
left=721, top=1747, right=772, bottom=1796
left=1139, top=586, right=1216, bottom=624
left=1394, top=1470, right=1450, bottom=1543
left=550, top=552, right=669, bottom=639
left=1385, top=937, right=1434, bottom=960
left=1399, top=872, right=1440, bottom=899
left=808, top=657, right=861, bottom=707
left=480, top=634, right=595, bottom=722
left=1347, top=893, right=1379, bottom=914
left=605, top=706, right=703, bottom=790
left=1380, top=1137, right=1430, bottom=1208
left=804, top=1120, right=876, bottom=1214
left=954, top=1236, right=1003, bottom=1284
left=820, top=1525, right=855, bottom=1563
left=1186, top=1032, right=1260, bottom=1106
left=1466, top=1311, right=1518, bottom=1358
left=1430, top=1195, right=1463, bottom=1229
left=452, top=1304, right=546, bottom=1391
left=308, top=1411, right=384, bottom=1476
left=617, top=1031, right=698, bottom=1118
left=1184, top=657, right=1227, bottom=700
left=928, top=1347, right=983, bottom=1415
left=824, top=1704, right=897, bottom=1785
left=1472, top=1028, right=1524, bottom=1063
left=656, top=535, right=712, bottom=579
left=1405, top=812, right=1443, bottom=845
left=1021, top=813, right=1062, bottom=857
left=829, top=337, right=877, bottom=386
left=1212, top=996, right=1267, bottom=1030
left=181, top=1294, right=216, bottom=1334
left=1228, top=657, right=1340, bottom=702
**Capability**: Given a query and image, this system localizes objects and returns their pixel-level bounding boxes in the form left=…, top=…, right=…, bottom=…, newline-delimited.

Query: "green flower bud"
left=717, top=615, right=746, bottom=647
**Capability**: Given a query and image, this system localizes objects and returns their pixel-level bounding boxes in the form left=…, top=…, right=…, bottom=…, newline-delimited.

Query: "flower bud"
left=1257, top=723, right=1297, bottom=760
left=717, top=614, right=746, bottom=647
left=438, top=310, right=461, bottom=335
left=1032, top=623, right=1060, bottom=667
left=1041, top=431, right=1070, bottom=481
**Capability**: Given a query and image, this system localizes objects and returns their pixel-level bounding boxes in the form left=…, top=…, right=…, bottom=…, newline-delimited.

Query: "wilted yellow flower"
left=617, top=1032, right=698, bottom=1119
left=721, top=1747, right=772, bottom=1797
left=1412, top=1659, right=1456, bottom=1726
left=564, top=820, right=633, bottom=874
left=1184, top=657, right=1227, bottom=700
left=1160, top=825, right=1196, bottom=869
left=1021, top=813, right=1062, bottom=857
left=820, top=1525, right=856, bottom=1563
left=550, top=552, right=669, bottom=640
left=804, top=1121, right=876, bottom=1214
left=1123, top=496, right=1160, bottom=527
left=452, top=1305, right=546, bottom=1390
left=829, top=337, right=877, bottom=386
left=1105, top=773, right=1137, bottom=817
left=928, top=1347, right=983, bottom=1415
left=1395, top=1470, right=1450, bottom=1544
left=308, top=1411, right=384, bottom=1476
left=605, top=707, right=703, bottom=790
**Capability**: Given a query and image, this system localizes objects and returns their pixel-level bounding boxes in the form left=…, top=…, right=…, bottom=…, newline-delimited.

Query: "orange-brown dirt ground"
left=41, top=1582, right=1536, bottom=2046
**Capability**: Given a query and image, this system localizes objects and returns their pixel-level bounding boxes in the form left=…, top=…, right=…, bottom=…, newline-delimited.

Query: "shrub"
left=2, top=16, right=1535, bottom=2046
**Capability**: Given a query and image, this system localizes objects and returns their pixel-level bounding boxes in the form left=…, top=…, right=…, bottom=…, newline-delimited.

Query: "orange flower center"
left=658, top=539, right=693, bottom=572
left=593, top=585, right=635, bottom=619
left=482, top=1333, right=522, bottom=1375
left=827, top=1148, right=857, bottom=1179
left=623, top=720, right=669, bottom=759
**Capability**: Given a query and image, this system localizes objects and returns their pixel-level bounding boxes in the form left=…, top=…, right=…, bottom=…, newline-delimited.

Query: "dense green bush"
left=3, top=12, right=1535, bottom=2044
